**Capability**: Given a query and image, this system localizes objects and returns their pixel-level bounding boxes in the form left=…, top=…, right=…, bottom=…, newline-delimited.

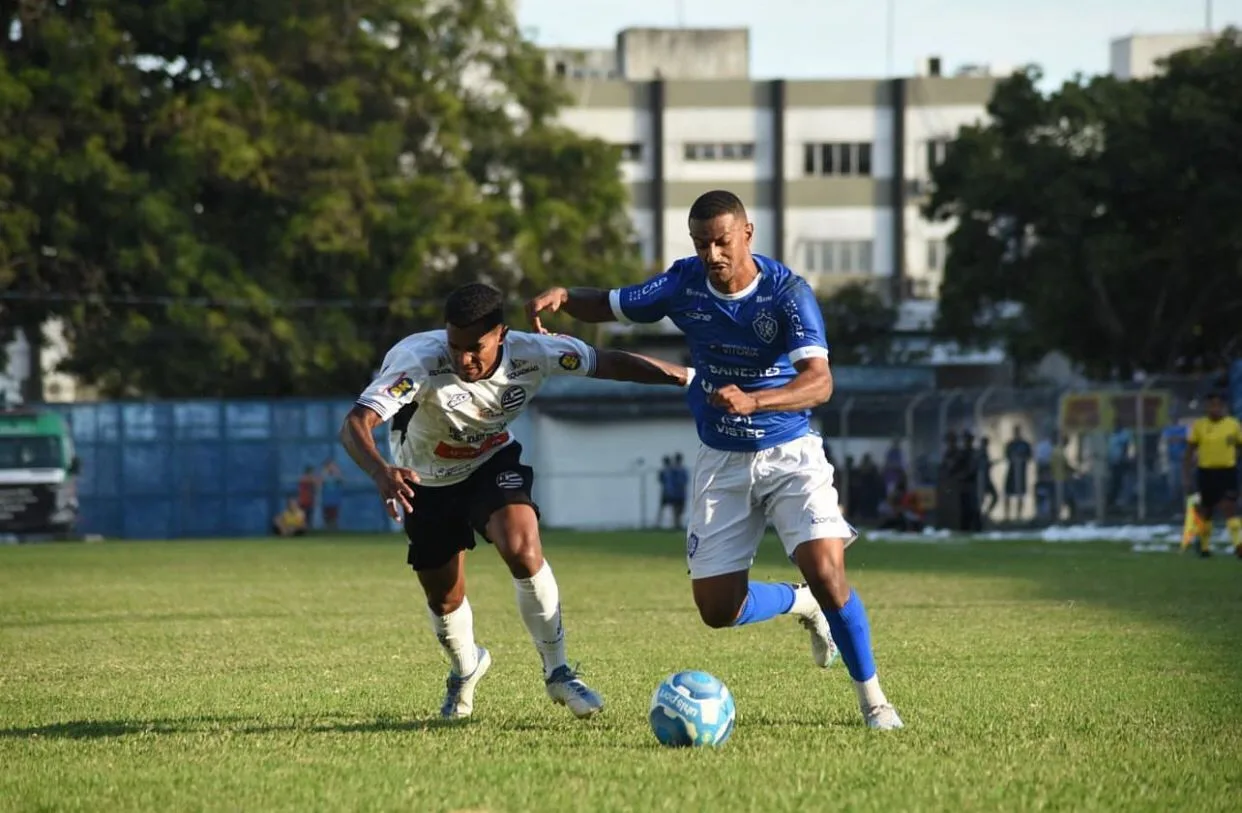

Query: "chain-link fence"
left=816, top=376, right=1223, bottom=529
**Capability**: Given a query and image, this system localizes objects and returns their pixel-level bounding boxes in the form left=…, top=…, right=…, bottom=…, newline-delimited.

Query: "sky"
left=516, top=0, right=1241, bottom=87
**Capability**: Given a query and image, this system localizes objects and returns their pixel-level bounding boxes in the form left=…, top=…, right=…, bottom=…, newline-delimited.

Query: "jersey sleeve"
left=355, top=343, right=426, bottom=421
left=608, top=266, right=680, bottom=324
left=534, top=333, right=598, bottom=377
left=1188, top=420, right=1202, bottom=445
left=777, top=277, right=830, bottom=364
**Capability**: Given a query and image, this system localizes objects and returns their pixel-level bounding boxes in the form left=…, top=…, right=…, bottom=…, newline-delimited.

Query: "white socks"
left=514, top=560, right=567, bottom=678
left=855, top=676, right=889, bottom=710
left=427, top=597, right=479, bottom=676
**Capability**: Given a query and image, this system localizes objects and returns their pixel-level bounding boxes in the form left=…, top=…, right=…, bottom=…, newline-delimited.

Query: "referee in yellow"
left=1181, top=390, right=1242, bottom=558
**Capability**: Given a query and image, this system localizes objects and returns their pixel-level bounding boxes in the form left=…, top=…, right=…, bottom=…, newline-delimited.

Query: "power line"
left=0, top=290, right=433, bottom=310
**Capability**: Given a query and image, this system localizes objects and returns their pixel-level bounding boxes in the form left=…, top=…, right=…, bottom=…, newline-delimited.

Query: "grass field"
left=2, top=531, right=1241, bottom=813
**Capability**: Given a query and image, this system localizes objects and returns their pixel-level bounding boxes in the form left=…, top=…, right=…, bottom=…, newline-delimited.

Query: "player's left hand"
left=710, top=384, right=759, bottom=416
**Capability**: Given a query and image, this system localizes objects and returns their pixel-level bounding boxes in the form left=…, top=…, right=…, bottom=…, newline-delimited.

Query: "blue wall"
left=50, top=400, right=393, bottom=539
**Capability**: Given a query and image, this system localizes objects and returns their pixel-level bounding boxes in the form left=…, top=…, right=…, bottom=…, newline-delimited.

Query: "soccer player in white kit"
left=340, top=283, right=690, bottom=720
left=527, top=190, right=904, bottom=730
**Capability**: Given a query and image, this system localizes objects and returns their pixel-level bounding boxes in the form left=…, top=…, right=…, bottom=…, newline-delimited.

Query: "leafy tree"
left=926, top=33, right=1242, bottom=378
left=817, top=282, right=908, bottom=365
left=1, top=0, right=641, bottom=398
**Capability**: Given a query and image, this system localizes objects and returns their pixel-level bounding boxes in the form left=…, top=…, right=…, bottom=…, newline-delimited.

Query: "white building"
left=547, top=28, right=998, bottom=302
left=1109, top=32, right=1213, bottom=80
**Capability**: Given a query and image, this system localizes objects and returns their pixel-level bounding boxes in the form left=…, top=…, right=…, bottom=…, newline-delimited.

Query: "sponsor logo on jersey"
left=558, top=352, right=582, bottom=371
left=687, top=288, right=710, bottom=298
left=752, top=311, right=778, bottom=344
left=495, top=471, right=524, bottom=489
left=781, top=298, right=807, bottom=339
left=500, top=385, right=527, bottom=412
left=386, top=374, right=415, bottom=398
left=429, top=367, right=452, bottom=376
left=433, top=431, right=511, bottom=460
left=707, top=364, right=782, bottom=378
left=711, top=343, right=760, bottom=358
left=640, top=277, right=668, bottom=295
left=714, top=421, right=767, bottom=439
left=684, top=311, right=712, bottom=322
left=756, top=295, right=773, bottom=302
left=446, top=393, right=469, bottom=408
left=509, top=358, right=539, bottom=377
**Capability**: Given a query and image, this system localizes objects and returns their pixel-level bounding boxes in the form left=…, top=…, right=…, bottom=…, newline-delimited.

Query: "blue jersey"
left=609, top=254, right=829, bottom=452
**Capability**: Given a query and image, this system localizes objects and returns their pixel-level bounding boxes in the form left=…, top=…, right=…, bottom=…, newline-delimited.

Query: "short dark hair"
left=688, top=189, right=747, bottom=222
left=444, top=283, right=504, bottom=330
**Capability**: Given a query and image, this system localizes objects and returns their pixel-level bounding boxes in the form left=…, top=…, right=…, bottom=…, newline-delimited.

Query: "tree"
left=817, top=282, right=907, bottom=365
left=926, top=33, right=1242, bottom=379
left=1, top=0, right=641, bottom=398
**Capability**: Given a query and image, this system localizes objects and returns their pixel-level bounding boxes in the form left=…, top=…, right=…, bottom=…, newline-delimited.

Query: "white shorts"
left=685, top=434, right=856, bottom=579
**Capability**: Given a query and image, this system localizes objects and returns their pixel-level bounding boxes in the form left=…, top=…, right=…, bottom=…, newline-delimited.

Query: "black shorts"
left=661, top=496, right=685, bottom=510
left=403, top=443, right=538, bottom=571
left=1197, top=467, right=1239, bottom=511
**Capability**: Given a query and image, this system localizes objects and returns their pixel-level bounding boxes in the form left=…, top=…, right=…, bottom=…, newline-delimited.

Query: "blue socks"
left=824, top=590, right=877, bottom=682
left=732, top=582, right=796, bottom=626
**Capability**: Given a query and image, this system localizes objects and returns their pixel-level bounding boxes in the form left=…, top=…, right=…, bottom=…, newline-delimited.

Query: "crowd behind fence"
left=31, top=373, right=1237, bottom=539
left=818, top=376, right=1236, bottom=530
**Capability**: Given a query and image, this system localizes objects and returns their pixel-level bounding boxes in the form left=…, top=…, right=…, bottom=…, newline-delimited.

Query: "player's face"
left=689, top=213, right=754, bottom=287
left=445, top=322, right=505, bottom=383
left=1206, top=397, right=1225, bottom=419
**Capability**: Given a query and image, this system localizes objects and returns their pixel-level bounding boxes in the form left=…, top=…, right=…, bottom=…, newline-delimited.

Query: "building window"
left=618, top=143, right=643, bottom=162
left=684, top=142, right=755, bottom=161
left=803, top=240, right=875, bottom=273
left=803, top=143, right=873, bottom=177
left=926, top=239, right=946, bottom=271
left=926, top=138, right=951, bottom=174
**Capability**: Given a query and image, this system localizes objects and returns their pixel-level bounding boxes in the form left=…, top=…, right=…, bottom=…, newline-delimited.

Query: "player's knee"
left=496, top=530, right=544, bottom=578
left=694, top=594, right=746, bottom=629
left=795, top=543, right=850, bottom=608
left=425, top=585, right=466, bottom=616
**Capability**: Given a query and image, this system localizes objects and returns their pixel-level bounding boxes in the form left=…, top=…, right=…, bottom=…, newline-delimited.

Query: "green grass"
left=2, top=532, right=1241, bottom=813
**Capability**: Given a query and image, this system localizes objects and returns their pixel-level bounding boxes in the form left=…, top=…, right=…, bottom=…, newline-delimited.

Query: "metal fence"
left=38, top=371, right=1239, bottom=539
left=50, top=399, right=394, bottom=539
left=818, top=375, right=1237, bottom=528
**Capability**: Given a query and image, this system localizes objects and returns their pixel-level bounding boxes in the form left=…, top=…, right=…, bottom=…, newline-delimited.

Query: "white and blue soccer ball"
left=648, top=670, right=736, bottom=748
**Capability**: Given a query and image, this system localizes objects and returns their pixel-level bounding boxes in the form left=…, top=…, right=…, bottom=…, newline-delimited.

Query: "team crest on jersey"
left=752, top=311, right=778, bottom=344
left=558, top=352, right=581, bottom=371
left=386, top=374, right=415, bottom=398
left=496, top=471, right=524, bottom=489
left=687, top=533, right=700, bottom=558
left=500, top=385, right=527, bottom=412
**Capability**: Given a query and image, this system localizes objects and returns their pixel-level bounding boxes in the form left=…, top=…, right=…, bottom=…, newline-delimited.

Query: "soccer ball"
left=648, top=670, right=736, bottom=747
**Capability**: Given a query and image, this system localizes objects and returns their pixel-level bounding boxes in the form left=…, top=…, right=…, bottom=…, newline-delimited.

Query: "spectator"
left=1162, top=416, right=1189, bottom=514
left=320, top=460, right=344, bottom=531
left=978, top=436, right=999, bottom=518
left=960, top=431, right=982, bottom=531
left=1107, top=425, right=1134, bottom=509
left=273, top=497, right=308, bottom=537
left=669, top=453, right=689, bottom=528
left=878, top=472, right=925, bottom=532
left=1004, top=427, right=1033, bottom=520
left=882, top=439, right=905, bottom=494
left=857, top=453, right=885, bottom=522
left=297, top=466, right=319, bottom=529
left=1050, top=437, right=1077, bottom=521
left=936, top=432, right=965, bottom=530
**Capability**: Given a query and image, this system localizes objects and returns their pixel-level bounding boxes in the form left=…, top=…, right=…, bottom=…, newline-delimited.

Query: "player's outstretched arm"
left=592, top=348, right=691, bottom=387
left=526, top=286, right=614, bottom=333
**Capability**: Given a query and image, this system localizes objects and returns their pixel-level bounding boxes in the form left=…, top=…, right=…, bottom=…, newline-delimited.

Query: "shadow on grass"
left=0, top=715, right=474, bottom=741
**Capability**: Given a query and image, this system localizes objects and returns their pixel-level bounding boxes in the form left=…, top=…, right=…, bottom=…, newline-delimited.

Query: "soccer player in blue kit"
left=527, top=190, right=903, bottom=729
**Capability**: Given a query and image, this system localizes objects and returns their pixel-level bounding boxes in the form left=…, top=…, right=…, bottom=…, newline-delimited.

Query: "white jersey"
left=356, top=329, right=597, bottom=485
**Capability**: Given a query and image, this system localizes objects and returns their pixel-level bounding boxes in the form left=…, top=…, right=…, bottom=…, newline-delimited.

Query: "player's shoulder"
left=505, top=329, right=590, bottom=352
left=755, top=254, right=812, bottom=297
left=385, top=330, right=450, bottom=372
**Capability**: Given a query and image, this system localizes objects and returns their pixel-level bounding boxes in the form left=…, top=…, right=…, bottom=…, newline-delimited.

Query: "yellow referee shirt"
left=1189, top=416, right=1242, bottom=470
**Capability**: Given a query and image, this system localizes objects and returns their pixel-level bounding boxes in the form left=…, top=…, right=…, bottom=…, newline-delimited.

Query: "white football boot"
left=790, top=583, right=840, bottom=668
left=545, top=665, right=604, bottom=719
left=863, top=703, right=905, bottom=730
left=439, top=646, right=491, bottom=719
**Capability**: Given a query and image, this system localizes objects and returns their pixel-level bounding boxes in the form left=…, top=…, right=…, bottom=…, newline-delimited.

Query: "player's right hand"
left=525, top=287, right=569, bottom=334
left=373, top=465, right=419, bottom=519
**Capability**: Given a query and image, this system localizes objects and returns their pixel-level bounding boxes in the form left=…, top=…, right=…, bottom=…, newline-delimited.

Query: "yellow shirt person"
left=1183, top=392, right=1242, bottom=558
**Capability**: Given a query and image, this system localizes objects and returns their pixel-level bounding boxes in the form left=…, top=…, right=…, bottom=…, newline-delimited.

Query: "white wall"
left=783, top=107, right=894, bottom=179
left=662, top=108, right=774, bottom=182
left=784, top=206, right=893, bottom=277
left=557, top=107, right=654, bottom=183
left=904, top=105, right=988, bottom=178
left=522, top=412, right=701, bottom=529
